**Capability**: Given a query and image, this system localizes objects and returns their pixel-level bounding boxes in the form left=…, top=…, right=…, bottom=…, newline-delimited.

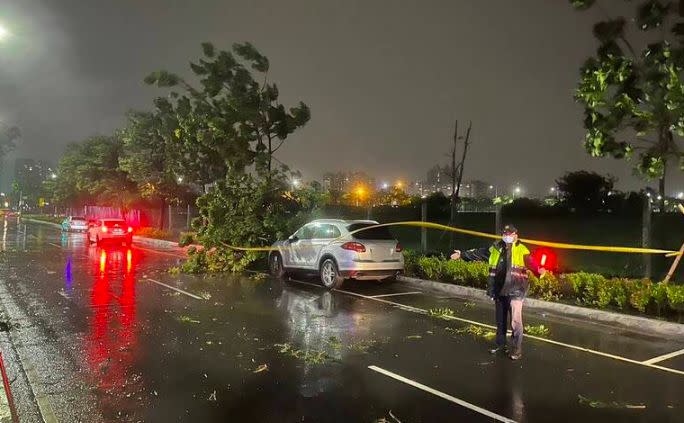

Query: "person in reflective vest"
left=487, top=224, right=544, bottom=360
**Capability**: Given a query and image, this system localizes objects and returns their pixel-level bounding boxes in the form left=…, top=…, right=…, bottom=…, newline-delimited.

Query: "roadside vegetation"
left=404, top=251, right=684, bottom=321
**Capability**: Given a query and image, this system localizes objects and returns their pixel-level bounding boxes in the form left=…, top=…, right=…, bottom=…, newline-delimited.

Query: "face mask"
left=502, top=235, right=515, bottom=244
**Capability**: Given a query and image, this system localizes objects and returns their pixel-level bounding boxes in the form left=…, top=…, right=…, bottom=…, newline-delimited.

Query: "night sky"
left=1, top=1, right=681, bottom=195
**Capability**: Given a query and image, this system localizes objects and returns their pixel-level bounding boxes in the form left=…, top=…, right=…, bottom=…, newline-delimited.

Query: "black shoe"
left=489, top=346, right=508, bottom=354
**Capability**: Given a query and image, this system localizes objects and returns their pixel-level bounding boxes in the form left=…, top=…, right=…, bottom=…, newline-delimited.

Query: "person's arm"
left=461, top=247, right=490, bottom=262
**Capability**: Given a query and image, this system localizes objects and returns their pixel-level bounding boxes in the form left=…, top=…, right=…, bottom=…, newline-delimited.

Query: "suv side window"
left=295, top=225, right=315, bottom=240
left=313, top=224, right=341, bottom=239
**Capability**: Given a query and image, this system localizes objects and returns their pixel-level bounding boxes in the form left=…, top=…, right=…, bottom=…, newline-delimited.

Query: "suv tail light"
left=341, top=242, right=366, bottom=253
left=101, top=226, right=108, bottom=233
left=395, top=242, right=403, bottom=253
left=127, top=226, right=133, bottom=233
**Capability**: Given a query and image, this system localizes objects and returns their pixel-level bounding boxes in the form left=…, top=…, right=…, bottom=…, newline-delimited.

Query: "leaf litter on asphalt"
left=178, top=315, right=201, bottom=324
left=524, top=324, right=550, bottom=337
left=446, top=325, right=496, bottom=341
left=577, top=395, right=645, bottom=409
left=253, top=364, right=269, bottom=373
left=427, top=307, right=455, bottom=320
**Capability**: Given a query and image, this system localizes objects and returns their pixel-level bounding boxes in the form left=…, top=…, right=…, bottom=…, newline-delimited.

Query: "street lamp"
left=381, top=182, right=389, bottom=190
left=291, top=178, right=300, bottom=189
left=514, top=186, right=521, bottom=197
left=678, top=192, right=684, bottom=200
left=50, top=173, right=57, bottom=180
left=355, top=186, right=365, bottom=207
left=0, top=24, right=9, bottom=41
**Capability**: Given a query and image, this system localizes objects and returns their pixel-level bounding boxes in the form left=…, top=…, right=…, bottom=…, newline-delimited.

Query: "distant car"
left=61, top=216, right=88, bottom=232
left=269, top=219, right=404, bottom=289
left=87, top=218, right=133, bottom=246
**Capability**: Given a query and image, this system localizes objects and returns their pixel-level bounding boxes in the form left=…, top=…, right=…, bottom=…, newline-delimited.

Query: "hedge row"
left=403, top=251, right=684, bottom=319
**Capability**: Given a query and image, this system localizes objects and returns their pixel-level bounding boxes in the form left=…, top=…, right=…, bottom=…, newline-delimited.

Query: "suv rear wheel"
left=320, top=258, right=344, bottom=289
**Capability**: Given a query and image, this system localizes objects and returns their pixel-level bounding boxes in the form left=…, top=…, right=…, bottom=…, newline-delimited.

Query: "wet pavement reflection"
left=1, top=219, right=683, bottom=422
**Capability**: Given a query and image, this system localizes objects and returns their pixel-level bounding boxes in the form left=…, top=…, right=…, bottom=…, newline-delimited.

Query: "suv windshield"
left=347, top=223, right=394, bottom=240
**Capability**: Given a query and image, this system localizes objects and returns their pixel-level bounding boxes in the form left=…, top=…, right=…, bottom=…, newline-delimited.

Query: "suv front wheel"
left=269, top=253, right=287, bottom=279
left=320, top=258, right=344, bottom=289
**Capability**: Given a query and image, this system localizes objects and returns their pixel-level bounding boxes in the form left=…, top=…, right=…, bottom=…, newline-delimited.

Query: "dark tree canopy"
left=556, top=170, right=615, bottom=212
left=144, top=42, right=310, bottom=186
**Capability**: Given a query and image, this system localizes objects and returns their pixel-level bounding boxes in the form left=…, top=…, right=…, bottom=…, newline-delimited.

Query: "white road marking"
left=370, top=291, right=422, bottom=298
left=145, top=278, right=203, bottom=300
left=643, top=348, right=684, bottom=365
left=287, top=277, right=684, bottom=377
left=368, top=365, right=517, bottom=423
left=48, top=242, right=62, bottom=248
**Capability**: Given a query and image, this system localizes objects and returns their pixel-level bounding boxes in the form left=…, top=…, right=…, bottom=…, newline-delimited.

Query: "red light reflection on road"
left=86, top=247, right=141, bottom=415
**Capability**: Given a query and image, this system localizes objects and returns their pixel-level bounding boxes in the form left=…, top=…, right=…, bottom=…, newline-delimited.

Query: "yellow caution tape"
left=219, top=220, right=681, bottom=256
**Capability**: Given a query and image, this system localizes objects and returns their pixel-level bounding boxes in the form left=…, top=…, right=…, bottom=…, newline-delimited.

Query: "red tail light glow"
left=532, top=248, right=557, bottom=272
left=99, top=250, right=107, bottom=273
left=341, top=242, right=366, bottom=253
left=127, top=226, right=133, bottom=233
left=101, top=226, right=108, bottom=233
left=395, top=242, right=403, bottom=253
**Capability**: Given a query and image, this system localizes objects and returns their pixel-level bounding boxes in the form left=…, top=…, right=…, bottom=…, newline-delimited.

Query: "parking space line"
left=368, top=365, right=517, bottom=423
left=643, top=348, right=684, bottom=365
left=287, top=277, right=684, bottom=377
left=145, top=278, right=203, bottom=300
left=370, top=291, right=422, bottom=298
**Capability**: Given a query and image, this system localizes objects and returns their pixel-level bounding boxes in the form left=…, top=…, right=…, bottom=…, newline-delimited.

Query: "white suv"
left=269, top=219, right=404, bottom=289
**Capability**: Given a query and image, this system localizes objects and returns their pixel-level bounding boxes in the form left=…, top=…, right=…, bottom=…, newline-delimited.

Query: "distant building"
left=463, top=179, right=493, bottom=199
left=14, top=159, right=54, bottom=205
left=323, top=171, right=375, bottom=193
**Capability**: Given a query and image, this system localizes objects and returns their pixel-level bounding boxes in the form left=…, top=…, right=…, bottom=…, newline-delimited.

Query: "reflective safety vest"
left=488, top=241, right=530, bottom=297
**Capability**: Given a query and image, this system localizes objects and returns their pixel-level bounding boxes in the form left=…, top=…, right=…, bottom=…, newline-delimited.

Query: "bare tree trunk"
left=159, top=198, right=166, bottom=230
left=659, top=174, right=666, bottom=211
left=455, top=121, right=473, bottom=199
left=449, top=120, right=458, bottom=250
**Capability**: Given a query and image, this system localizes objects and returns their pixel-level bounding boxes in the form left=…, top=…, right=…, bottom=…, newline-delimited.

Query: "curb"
left=132, top=236, right=181, bottom=250
left=397, top=275, right=684, bottom=338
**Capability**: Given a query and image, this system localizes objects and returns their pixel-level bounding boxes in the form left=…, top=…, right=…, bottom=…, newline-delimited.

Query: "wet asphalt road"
left=0, top=219, right=683, bottom=422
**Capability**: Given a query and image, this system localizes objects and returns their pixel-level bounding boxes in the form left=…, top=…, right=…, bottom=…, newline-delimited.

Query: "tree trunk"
left=659, top=176, right=665, bottom=210
left=455, top=121, right=473, bottom=199
left=449, top=120, right=458, bottom=250
left=159, top=198, right=166, bottom=230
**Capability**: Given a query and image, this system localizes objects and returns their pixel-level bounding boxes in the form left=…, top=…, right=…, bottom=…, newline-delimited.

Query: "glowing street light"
left=381, top=182, right=389, bottom=190
left=0, top=24, right=9, bottom=41
left=678, top=192, right=684, bottom=200
left=50, top=173, right=57, bottom=180
left=291, top=178, right=300, bottom=189
left=355, top=186, right=366, bottom=207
